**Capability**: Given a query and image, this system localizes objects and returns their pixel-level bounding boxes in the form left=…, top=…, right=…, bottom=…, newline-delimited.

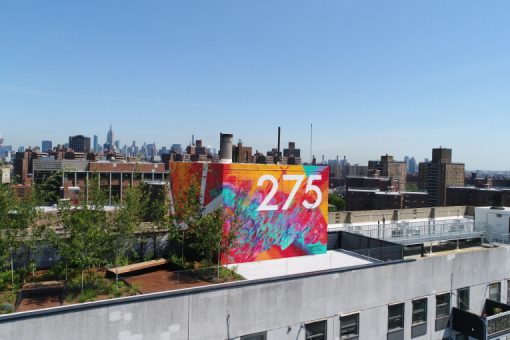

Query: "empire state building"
left=106, top=124, right=114, bottom=151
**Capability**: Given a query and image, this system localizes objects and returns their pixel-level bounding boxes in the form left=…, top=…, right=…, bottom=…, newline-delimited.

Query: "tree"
left=141, top=183, right=169, bottom=224
left=406, top=183, right=419, bottom=192
left=329, top=193, right=345, bottom=211
left=168, top=180, right=239, bottom=267
left=34, top=172, right=62, bottom=206
left=110, top=186, right=145, bottom=282
left=0, top=184, right=38, bottom=287
left=49, top=176, right=112, bottom=292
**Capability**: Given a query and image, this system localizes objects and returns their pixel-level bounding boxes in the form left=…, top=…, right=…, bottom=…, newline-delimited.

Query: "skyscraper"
left=93, top=135, right=99, bottom=153
left=69, top=135, right=91, bottom=153
left=409, top=157, right=417, bottom=174
left=106, top=124, right=114, bottom=151
left=42, top=140, right=52, bottom=152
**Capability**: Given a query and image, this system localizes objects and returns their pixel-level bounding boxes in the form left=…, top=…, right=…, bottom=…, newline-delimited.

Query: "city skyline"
left=1, top=1, right=510, bottom=169
left=0, top=125, right=507, bottom=171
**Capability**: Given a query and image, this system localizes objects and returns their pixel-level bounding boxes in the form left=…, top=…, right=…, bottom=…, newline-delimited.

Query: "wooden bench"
left=16, top=281, right=66, bottom=311
left=21, top=281, right=65, bottom=294
left=106, top=259, right=169, bottom=278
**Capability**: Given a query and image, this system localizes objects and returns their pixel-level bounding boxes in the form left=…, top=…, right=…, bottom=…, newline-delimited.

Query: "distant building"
left=106, top=124, right=114, bottom=151
left=447, top=186, right=510, bottom=207
left=93, top=135, right=99, bottom=153
left=368, top=154, right=407, bottom=191
left=347, top=176, right=399, bottom=192
left=69, top=135, right=91, bottom=153
left=1, top=166, right=10, bottom=184
left=409, top=157, right=417, bottom=174
left=14, top=150, right=30, bottom=183
left=170, top=144, right=183, bottom=154
left=345, top=189, right=428, bottom=210
left=446, top=178, right=510, bottom=207
left=186, top=139, right=209, bottom=162
left=32, top=159, right=167, bottom=205
left=232, top=141, right=253, bottom=163
left=41, top=140, right=52, bottom=152
left=329, top=162, right=368, bottom=187
left=283, top=142, right=300, bottom=158
left=418, top=147, right=465, bottom=206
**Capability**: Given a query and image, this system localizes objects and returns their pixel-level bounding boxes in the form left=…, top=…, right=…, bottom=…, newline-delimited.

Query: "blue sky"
left=1, top=1, right=509, bottom=169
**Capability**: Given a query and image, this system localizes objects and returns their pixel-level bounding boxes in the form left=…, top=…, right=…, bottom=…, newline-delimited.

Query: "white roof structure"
left=227, top=250, right=374, bottom=280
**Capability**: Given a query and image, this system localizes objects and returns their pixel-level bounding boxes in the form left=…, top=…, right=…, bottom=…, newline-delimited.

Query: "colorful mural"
left=169, top=162, right=329, bottom=264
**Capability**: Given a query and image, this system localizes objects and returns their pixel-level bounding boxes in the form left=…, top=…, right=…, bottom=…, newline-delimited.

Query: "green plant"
left=49, top=176, right=113, bottom=293
left=217, top=266, right=244, bottom=282
left=95, top=277, right=111, bottom=294
left=1, top=303, right=13, bottom=314
left=0, top=184, right=38, bottom=287
left=328, top=193, right=345, bottom=211
left=493, top=307, right=503, bottom=315
left=0, top=290, right=16, bottom=314
left=77, top=288, right=97, bottom=303
left=169, top=253, right=187, bottom=269
left=128, top=282, right=141, bottom=295
left=0, top=271, right=13, bottom=291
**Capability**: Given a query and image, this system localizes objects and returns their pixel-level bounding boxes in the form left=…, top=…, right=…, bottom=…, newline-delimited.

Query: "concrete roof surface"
left=227, top=250, right=374, bottom=280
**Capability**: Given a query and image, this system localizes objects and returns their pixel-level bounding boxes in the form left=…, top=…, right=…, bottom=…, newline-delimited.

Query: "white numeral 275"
left=256, top=174, right=322, bottom=211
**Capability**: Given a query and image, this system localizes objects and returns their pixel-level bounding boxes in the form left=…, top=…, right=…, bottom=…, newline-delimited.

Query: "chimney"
left=219, top=133, right=233, bottom=164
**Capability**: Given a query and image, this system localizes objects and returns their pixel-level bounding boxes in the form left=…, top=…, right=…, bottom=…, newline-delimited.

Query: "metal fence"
left=338, top=219, right=487, bottom=245
left=344, top=245, right=403, bottom=262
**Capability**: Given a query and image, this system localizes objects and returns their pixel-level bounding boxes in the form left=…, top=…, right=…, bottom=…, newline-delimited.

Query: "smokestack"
left=219, top=133, right=233, bottom=163
left=277, top=127, right=281, bottom=155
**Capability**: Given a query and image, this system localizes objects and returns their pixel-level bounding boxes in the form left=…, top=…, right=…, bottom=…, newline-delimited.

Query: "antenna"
left=277, top=127, right=281, bottom=164
left=309, top=123, right=313, bottom=164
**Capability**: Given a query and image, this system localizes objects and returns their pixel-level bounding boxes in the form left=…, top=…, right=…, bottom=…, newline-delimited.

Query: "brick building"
left=368, top=155, right=407, bottom=191
left=13, top=149, right=47, bottom=184
left=283, top=142, right=300, bottom=158
left=346, top=176, right=399, bottom=192
left=32, top=159, right=166, bottom=205
left=446, top=187, right=510, bottom=207
left=345, top=189, right=428, bottom=211
left=418, top=148, right=465, bottom=206
left=232, top=141, right=253, bottom=163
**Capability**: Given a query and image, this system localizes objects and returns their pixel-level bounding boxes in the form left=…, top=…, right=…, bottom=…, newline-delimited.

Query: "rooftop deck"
left=329, top=217, right=486, bottom=246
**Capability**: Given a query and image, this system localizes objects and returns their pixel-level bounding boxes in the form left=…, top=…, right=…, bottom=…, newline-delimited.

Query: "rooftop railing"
left=338, top=219, right=487, bottom=245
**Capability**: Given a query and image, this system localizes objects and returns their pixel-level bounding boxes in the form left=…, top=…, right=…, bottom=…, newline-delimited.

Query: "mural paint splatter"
left=170, top=162, right=329, bottom=264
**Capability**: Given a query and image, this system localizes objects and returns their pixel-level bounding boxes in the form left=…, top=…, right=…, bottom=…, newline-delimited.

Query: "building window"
left=507, top=280, right=510, bottom=305
left=388, top=303, right=405, bottom=332
left=340, top=313, right=359, bottom=339
left=435, top=293, right=450, bottom=331
left=411, top=298, right=427, bottom=338
left=305, top=320, right=327, bottom=340
left=457, top=287, right=470, bottom=311
left=241, top=332, right=266, bottom=340
left=412, top=298, right=427, bottom=325
left=489, top=282, right=501, bottom=302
